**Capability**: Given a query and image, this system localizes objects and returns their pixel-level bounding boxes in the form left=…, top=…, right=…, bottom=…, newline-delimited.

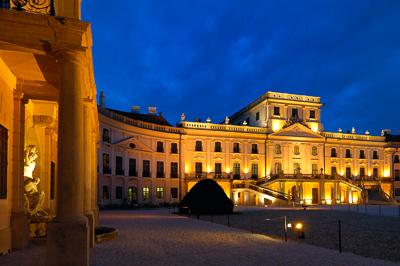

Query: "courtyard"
left=0, top=208, right=397, bottom=265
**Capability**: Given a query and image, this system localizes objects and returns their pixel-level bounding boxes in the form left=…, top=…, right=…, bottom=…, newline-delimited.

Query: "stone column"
left=47, top=50, right=89, bottom=266
left=83, top=102, right=94, bottom=247
left=319, top=181, right=325, bottom=204
left=10, top=90, right=29, bottom=250
left=91, top=117, right=99, bottom=226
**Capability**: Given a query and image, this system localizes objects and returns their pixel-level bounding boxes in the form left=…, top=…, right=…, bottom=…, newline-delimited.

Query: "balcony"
left=185, top=172, right=232, bottom=180
left=1, top=0, right=55, bottom=15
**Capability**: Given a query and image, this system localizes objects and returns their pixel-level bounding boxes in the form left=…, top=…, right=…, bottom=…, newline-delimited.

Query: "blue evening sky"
left=82, top=1, right=400, bottom=135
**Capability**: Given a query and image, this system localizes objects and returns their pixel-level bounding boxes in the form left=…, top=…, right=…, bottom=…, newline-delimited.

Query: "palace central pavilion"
left=97, top=91, right=400, bottom=208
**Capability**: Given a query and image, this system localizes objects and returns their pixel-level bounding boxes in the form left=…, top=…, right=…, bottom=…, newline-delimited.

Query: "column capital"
left=54, top=48, right=86, bottom=66
left=13, top=90, right=30, bottom=104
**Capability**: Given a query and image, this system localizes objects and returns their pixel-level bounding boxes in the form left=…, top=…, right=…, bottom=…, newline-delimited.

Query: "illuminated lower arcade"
left=97, top=91, right=400, bottom=209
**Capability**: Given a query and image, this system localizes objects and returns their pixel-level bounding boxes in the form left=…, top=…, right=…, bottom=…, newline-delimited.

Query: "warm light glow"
left=185, top=165, right=189, bottom=174
left=368, top=171, right=371, bottom=177
left=384, top=169, right=390, bottom=177
left=340, top=170, right=344, bottom=176
left=326, top=199, right=332, bottom=205
left=272, top=120, right=283, bottom=132
left=244, top=167, right=248, bottom=174
left=207, top=166, right=211, bottom=174
left=305, top=199, right=312, bottom=205
left=226, top=167, right=230, bottom=173
left=287, top=223, right=292, bottom=228
left=309, top=123, right=319, bottom=133
left=295, top=223, right=303, bottom=230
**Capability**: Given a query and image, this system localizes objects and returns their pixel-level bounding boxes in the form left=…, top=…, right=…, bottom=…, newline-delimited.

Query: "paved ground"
left=0, top=209, right=397, bottom=265
left=194, top=206, right=400, bottom=262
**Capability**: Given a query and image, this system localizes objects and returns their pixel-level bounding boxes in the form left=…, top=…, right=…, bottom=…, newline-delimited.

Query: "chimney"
left=148, top=106, right=157, bottom=114
left=131, top=106, right=140, bottom=113
left=99, top=91, right=105, bottom=108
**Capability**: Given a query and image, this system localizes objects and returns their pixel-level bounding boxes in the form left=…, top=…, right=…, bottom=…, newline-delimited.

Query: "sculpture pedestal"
left=46, top=218, right=89, bottom=266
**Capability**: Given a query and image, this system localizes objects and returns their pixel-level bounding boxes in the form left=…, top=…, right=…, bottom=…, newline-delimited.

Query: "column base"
left=85, top=212, right=94, bottom=248
left=46, top=218, right=89, bottom=266
left=10, top=211, right=29, bottom=250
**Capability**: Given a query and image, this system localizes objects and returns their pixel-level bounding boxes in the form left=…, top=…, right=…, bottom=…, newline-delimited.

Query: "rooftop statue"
left=23, top=145, right=48, bottom=218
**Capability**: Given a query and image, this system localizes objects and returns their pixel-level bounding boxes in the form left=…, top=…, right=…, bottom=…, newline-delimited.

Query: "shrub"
left=179, top=179, right=233, bottom=215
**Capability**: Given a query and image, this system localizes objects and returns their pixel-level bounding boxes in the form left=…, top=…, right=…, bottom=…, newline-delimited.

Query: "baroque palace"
left=0, top=1, right=98, bottom=265
left=98, top=91, right=400, bottom=208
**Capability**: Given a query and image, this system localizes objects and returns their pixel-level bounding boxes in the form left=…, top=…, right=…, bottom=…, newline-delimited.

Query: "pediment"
left=114, top=136, right=152, bottom=152
left=272, top=123, right=323, bottom=138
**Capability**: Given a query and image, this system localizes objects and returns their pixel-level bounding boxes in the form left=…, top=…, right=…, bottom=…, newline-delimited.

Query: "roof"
left=104, top=107, right=171, bottom=126
left=385, top=134, right=400, bottom=142
left=229, top=91, right=321, bottom=122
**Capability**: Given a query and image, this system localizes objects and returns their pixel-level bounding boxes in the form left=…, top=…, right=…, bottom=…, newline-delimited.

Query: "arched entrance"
left=128, top=186, right=138, bottom=205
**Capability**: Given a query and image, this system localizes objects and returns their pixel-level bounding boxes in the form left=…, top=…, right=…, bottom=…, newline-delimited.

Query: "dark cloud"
left=83, top=0, right=400, bottom=134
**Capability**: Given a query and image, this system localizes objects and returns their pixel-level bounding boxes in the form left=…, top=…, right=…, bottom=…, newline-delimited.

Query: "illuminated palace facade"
left=0, top=1, right=98, bottom=265
left=98, top=91, right=400, bottom=208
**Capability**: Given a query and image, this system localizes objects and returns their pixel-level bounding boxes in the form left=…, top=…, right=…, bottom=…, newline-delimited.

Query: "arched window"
left=331, top=148, right=337, bottom=157
left=312, top=146, right=318, bottom=156
left=275, top=144, right=282, bottom=155
left=274, top=162, right=282, bottom=175
left=293, top=163, right=301, bottom=174
left=345, top=149, right=352, bottom=158
left=294, top=145, right=300, bottom=155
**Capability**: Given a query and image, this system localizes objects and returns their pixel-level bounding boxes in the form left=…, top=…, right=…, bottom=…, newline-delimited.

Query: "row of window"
left=330, top=148, right=379, bottom=159
left=102, top=186, right=178, bottom=200
left=273, top=162, right=381, bottom=178
left=103, top=128, right=179, bottom=153
left=250, top=108, right=316, bottom=124
left=193, top=162, right=259, bottom=179
left=195, top=141, right=258, bottom=153
left=102, top=154, right=179, bottom=178
left=273, top=144, right=380, bottom=159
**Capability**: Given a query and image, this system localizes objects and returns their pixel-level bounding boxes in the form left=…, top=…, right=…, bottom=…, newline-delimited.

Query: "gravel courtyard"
left=192, top=206, right=400, bottom=263
left=0, top=208, right=397, bottom=265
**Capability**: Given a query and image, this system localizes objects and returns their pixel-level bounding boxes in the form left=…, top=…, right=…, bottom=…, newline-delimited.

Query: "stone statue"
left=23, top=145, right=47, bottom=218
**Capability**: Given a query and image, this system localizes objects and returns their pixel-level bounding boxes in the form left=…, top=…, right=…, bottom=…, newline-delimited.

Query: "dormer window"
left=273, top=106, right=280, bottom=116
left=310, top=110, right=316, bottom=119
left=291, top=109, right=298, bottom=119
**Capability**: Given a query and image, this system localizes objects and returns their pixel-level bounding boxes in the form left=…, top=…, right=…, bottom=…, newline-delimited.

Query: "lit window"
left=312, top=164, right=318, bottom=175
left=274, top=162, right=282, bottom=175
left=156, top=187, right=164, bottom=199
left=251, top=164, right=258, bottom=179
left=143, top=187, right=150, bottom=201
left=293, top=163, right=301, bottom=174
